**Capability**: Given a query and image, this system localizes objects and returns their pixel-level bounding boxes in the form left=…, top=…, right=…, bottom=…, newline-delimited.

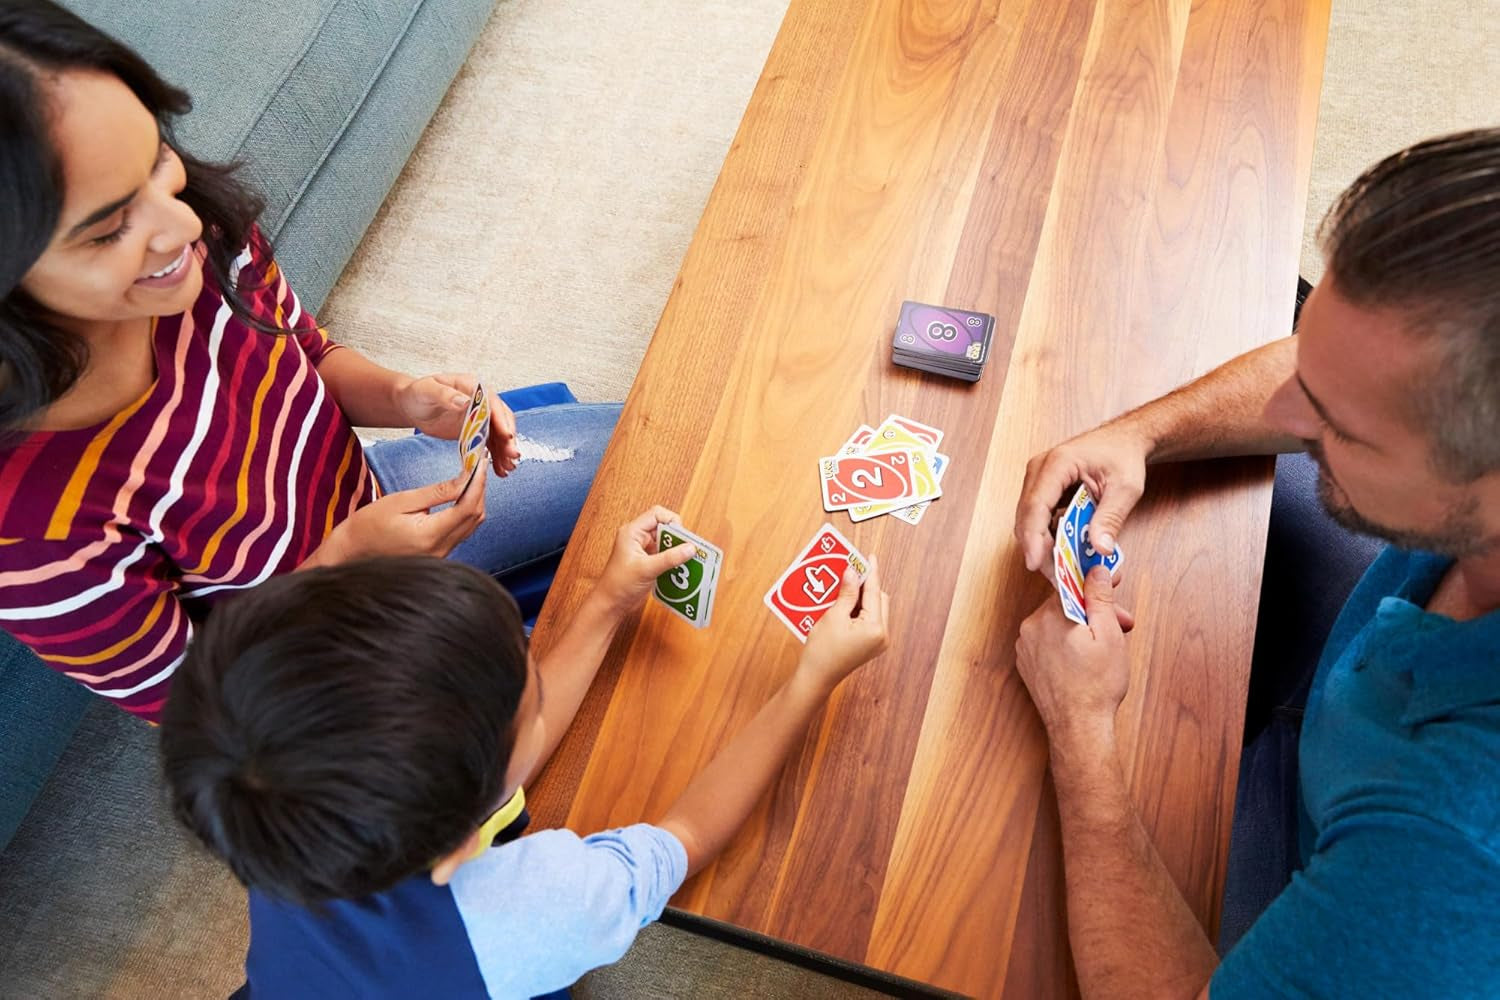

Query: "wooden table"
left=530, top=1, right=1329, bottom=995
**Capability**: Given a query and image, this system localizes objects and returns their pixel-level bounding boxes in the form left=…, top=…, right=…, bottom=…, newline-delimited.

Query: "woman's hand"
left=310, top=467, right=487, bottom=565
left=395, top=374, right=521, bottom=476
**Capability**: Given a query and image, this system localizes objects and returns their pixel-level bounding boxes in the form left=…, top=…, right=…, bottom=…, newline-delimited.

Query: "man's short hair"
left=1320, top=127, right=1500, bottom=482
left=161, top=557, right=530, bottom=905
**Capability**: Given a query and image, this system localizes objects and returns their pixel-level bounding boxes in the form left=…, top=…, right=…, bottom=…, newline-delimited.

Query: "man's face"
left=1263, top=279, right=1495, bottom=557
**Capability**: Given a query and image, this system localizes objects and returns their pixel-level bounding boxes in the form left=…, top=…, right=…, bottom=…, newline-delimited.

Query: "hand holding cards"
left=1053, top=484, right=1124, bottom=624
left=653, top=524, right=724, bottom=629
left=764, top=523, right=870, bottom=642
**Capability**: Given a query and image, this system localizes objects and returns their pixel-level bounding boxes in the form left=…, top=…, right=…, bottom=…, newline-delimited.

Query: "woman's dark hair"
left=0, top=0, right=279, bottom=431
left=161, top=557, right=531, bottom=905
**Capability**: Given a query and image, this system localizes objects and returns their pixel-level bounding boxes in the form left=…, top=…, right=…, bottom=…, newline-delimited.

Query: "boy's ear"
left=431, top=828, right=486, bottom=886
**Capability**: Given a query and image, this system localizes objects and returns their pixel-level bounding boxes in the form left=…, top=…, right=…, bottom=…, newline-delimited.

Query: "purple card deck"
left=891, top=301, right=995, bottom=382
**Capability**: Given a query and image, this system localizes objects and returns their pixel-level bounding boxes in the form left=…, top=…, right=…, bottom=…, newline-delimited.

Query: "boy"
left=161, top=506, right=890, bottom=999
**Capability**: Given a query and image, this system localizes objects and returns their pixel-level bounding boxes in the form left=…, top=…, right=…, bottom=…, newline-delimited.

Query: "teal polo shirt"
left=1214, top=547, right=1500, bottom=998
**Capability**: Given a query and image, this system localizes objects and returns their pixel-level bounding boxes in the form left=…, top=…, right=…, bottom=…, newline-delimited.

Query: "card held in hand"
left=764, top=523, right=869, bottom=642
left=653, top=524, right=722, bottom=629
left=458, top=383, right=492, bottom=497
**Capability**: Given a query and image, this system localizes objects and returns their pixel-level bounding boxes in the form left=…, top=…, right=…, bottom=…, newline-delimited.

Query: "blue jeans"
left=363, top=403, right=622, bottom=577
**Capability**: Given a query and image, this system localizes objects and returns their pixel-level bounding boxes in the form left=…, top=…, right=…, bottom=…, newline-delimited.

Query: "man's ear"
left=431, top=828, right=485, bottom=887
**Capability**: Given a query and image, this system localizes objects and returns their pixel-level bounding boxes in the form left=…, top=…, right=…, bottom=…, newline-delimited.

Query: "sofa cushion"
left=62, top=0, right=429, bottom=247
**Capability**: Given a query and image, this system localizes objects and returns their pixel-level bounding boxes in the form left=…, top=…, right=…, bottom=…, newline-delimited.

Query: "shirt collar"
left=1368, top=552, right=1500, bottom=726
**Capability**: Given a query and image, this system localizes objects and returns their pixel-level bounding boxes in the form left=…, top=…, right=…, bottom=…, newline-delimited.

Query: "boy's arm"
left=526, top=588, right=630, bottom=780
left=659, top=564, right=889, bottom=875
left=522, top=507, right=698, bottom=784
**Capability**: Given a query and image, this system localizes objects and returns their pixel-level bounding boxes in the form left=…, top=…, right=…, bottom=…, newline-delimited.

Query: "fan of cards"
left=1053, top=484, right=1124, bottom=624
left=458, top=382, right=491, bottom=497
left=653, top=521, right=870, bottom=644
left=818, top=413, right=949, bottom=525
left=891, top=300, right=995, bottom=382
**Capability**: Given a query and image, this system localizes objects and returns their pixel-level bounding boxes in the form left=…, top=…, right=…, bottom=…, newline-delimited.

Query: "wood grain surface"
left=528, top=1, right=1329, bottom=995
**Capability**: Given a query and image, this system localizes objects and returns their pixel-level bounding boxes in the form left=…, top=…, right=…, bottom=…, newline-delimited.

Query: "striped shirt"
left=0, top=231, right=376, bottom=720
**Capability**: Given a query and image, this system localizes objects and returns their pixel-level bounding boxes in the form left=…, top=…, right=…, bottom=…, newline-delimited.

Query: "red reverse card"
left=818, top=448, right=924, bottom=511
left=763, top=523, right=870, bottom=642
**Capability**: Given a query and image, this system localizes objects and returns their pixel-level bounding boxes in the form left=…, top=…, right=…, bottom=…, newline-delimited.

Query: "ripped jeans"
left=363, top=403, right=622, bottom=576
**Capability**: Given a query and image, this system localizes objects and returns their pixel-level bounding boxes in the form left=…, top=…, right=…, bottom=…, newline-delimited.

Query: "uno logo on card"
left=926, top=321, right=958, bottom=341
left=774, top=556, right=847, bottom=613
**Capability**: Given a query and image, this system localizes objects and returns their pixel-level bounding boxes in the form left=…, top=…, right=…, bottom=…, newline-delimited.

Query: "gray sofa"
left=0, top=0, right=498, bottom=851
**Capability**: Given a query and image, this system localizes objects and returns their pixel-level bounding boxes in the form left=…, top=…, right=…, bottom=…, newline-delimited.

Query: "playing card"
left=846, top=448, right=941, bottom=521
left=1053, top=543, right=1088, bottom=625
left=842, top=425, right=877, bottom=451
left=763, top=523, right=870, bottom=642
left=654, top=524, right=723, bottom=628
left=890, top=452, right=947, bottom=526
left=883, top=413, right=944, bottom=449
left=819, top=448, right=937, bottom=511
left=1061, top=484, right=1124, bottom=577
left=892, top=302, right=994, bottom=365
left=458, top=383, right=492, bottom=497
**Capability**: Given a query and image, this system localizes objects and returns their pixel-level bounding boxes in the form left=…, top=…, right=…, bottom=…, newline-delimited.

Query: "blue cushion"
left=60, top=0, right=497, bottom=309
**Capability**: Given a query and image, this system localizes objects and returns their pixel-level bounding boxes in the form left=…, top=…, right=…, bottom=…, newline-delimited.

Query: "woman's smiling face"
left=20, top=70, right=205, bottom=328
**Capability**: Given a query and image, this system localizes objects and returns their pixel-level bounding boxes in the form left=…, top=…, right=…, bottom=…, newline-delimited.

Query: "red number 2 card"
left=763, top=523, right=870, bottom=642
left=818, top=448, right=928, bottom=511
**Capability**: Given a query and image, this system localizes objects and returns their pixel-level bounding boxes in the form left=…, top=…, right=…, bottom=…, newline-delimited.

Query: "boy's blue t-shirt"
left=1213, top=548, right=1500, bottom=997
left=242, top=824, right=687, bottom=1000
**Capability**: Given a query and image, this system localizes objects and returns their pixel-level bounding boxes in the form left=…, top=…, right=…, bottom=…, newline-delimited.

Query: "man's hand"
left=594, top=506, right=697, bottom=617
left=1015, top=565, right=1131, bottom=742
left=1014, top=422, right=1151, bottom=573
left=798, top=558, right=890, bottom=693
left=310, top=468, right=486, bottom=566
left=395, top=374, right=522, bottom=476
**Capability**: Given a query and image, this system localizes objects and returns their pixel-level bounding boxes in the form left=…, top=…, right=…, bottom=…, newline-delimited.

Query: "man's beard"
left=1307, top=442, right=1491, bottom=558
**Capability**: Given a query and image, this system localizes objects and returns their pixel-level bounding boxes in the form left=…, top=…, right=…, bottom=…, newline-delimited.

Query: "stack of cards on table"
left=891, top=300, right=995, bottom=382
left=818, top=414, right=948, bottom=525
left=653, top=524, right=724, bottom=629
left=1052, top=484, right=1124, bottom=625
left=763, top=523, right=870, bottom=643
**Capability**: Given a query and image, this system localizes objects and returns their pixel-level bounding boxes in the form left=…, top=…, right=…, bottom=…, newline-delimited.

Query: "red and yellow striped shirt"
left=0, top=231, right=376, bottom=719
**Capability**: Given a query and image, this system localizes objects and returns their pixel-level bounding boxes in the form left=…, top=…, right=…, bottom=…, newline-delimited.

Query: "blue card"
left=1063, top=485, right=1123, bottom=578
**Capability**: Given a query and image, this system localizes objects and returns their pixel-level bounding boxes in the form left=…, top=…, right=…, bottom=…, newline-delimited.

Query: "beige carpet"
left=3, top=1, right=1497, bottom=997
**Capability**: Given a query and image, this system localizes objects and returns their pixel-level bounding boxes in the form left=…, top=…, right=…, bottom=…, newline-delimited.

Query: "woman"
left=0, top=0, right=620, bottom=719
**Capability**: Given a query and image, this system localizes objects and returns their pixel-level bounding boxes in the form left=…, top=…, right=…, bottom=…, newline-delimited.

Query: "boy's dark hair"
left=1319, top=127, right=1500, bottom=482
left=161, top=557, right=530, bottom=906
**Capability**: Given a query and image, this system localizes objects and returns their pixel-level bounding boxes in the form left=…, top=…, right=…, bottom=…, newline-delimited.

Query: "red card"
left=763, top=523, right=870, bottom=642
left=818, top=448, right=922, bottom=510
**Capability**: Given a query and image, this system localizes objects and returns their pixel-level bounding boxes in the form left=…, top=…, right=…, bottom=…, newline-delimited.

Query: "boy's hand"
left=595, top=506, right=697, bottom=616
left=798, top=557, right=890, bottom=693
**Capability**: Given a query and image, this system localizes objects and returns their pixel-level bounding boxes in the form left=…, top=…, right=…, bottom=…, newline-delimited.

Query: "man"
left=1011, top=128, right=1500, bottom=998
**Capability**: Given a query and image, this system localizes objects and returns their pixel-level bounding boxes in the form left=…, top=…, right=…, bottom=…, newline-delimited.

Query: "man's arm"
left=1050, top=718, right=1218, bottom=999
left=1015, top=568, right=1218, bottom=1000
left=1124, top=336, right=1303, bottom=463
left=1016, top=337, right=1302, bottom=570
